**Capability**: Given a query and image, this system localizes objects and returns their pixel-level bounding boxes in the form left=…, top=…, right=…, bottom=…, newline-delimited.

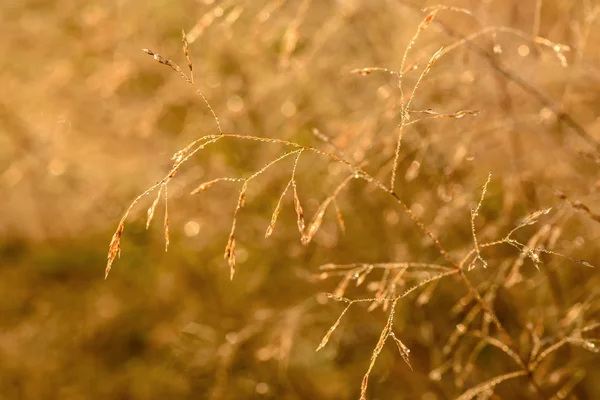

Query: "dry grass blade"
left=264, top=150, right=303, bottom=238
left=369, top=268, right=392, bottom=312
left=224, top=149, right=303, bottom=277
left=355, top=265, right=373, bottom=287
left=519, top=207, right=553, bottom=227
left=142, top=48, right=182, bottom=72
left=163, top=184, right=169, bottom=252
left=171, top=136, right=223, bottom=166
left=224, top=190, right=245, bottom=279
left=302, top=173, right=355, bottom=245
left=454, top=371, right=528, bottom=400
left=316, top=303, right=352, bottom=351
left=360, top=299, right=398, bottom=400
left=469, top=331, right=524, bottom=368
left=468, top=173, right=491, bottom=270
left=452, top=291, right=477, bottom=316
left=279, top=0, right=311, bottom=68
left=500, top=223, right=550, bottom=280
left=350, top=63, right=417, bottom=77
left=224, top=233, right=236, bottom=280
left=399, top=270, right=459, bottom=300
left=390, top=332, right=412, bottom=370
left=556, top=191, right=600, bottom=223
left=333, top=200, right=345, bottom=234
left=106, top=222, right=124, bottom=279
left=181, top=29, right=193, bottom=84
left=407, top=109, right=480, bottom=123
left=416, top=278, right=440, bottom=305
left=537, top=249, right=595, bottom=268
left=404, top=47, right=444, bottom=114
left=333, top=270, right=355, bottom=298
left=191, top=177, right=244, bottom=195
left=146, top=185, right=163, bottom=229
left=530, top=336, right=600, bottom=370
left=106, top=179, right=168, bottom=278
left=416, top=8, right=440, bottom=36
left=320, top=262, right=453, bottom=272
left=429, top=361, right=452, bottom=382
left=302, top=201, right=328, bottom=245
left=311, top=128, right=345, bottom=156
left=504, top=235, right=595, bottom=270
left=291, top=153, right=305, bottom=236
left=443, top=304, right=481, bottom=356
left=239, top=182, right=248, bottom=208
left=265, top=180, right=292, bottom=238
left=351, top=67, right=396, bottom=76
left=423, top=5, right=476, bottom=18
left=581, top=322, right=600, bottom=333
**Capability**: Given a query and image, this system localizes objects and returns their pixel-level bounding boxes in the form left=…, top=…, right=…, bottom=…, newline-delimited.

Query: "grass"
left=104, top=3, right=600, bottom=399
left=2, top=1, right=600, bottom=399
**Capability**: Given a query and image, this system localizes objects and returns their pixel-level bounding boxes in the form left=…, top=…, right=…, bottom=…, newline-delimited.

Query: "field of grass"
left=2, top=1, right=600, bottom=399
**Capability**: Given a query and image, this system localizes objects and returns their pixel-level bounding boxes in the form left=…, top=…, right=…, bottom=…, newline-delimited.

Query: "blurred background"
left=1, top=0, right=599, bottom=399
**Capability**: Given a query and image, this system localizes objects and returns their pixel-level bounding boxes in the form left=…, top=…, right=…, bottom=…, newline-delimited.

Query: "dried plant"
left=105, top=4, right=599, bottom=400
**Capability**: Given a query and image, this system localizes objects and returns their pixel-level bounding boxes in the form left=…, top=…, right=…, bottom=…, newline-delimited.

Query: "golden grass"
left=104, top=4, right=600, bottom=399
left=3, top=1, right=600, bottom=399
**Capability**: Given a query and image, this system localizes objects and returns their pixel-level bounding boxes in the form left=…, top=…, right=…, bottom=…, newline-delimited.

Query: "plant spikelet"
left=225, top=234, right=236, bottom=280
left=316, top=303, right=352, bottom=351
left=146, top=185, right=163, bottom=229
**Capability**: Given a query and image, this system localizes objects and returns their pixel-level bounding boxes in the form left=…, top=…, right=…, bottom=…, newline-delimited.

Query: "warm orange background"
left=1, top=1, right=599, bottom=399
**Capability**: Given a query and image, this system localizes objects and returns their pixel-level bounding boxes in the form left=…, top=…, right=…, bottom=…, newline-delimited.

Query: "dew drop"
left=256, top=382, right=269, bottom=395
left=429, top=370, right=442, bottom=381
left=227, top=95, right=244, bottom=113
left=184, top=220, right=200, bottom=237
left=518, top=44, right=530, bottom=57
